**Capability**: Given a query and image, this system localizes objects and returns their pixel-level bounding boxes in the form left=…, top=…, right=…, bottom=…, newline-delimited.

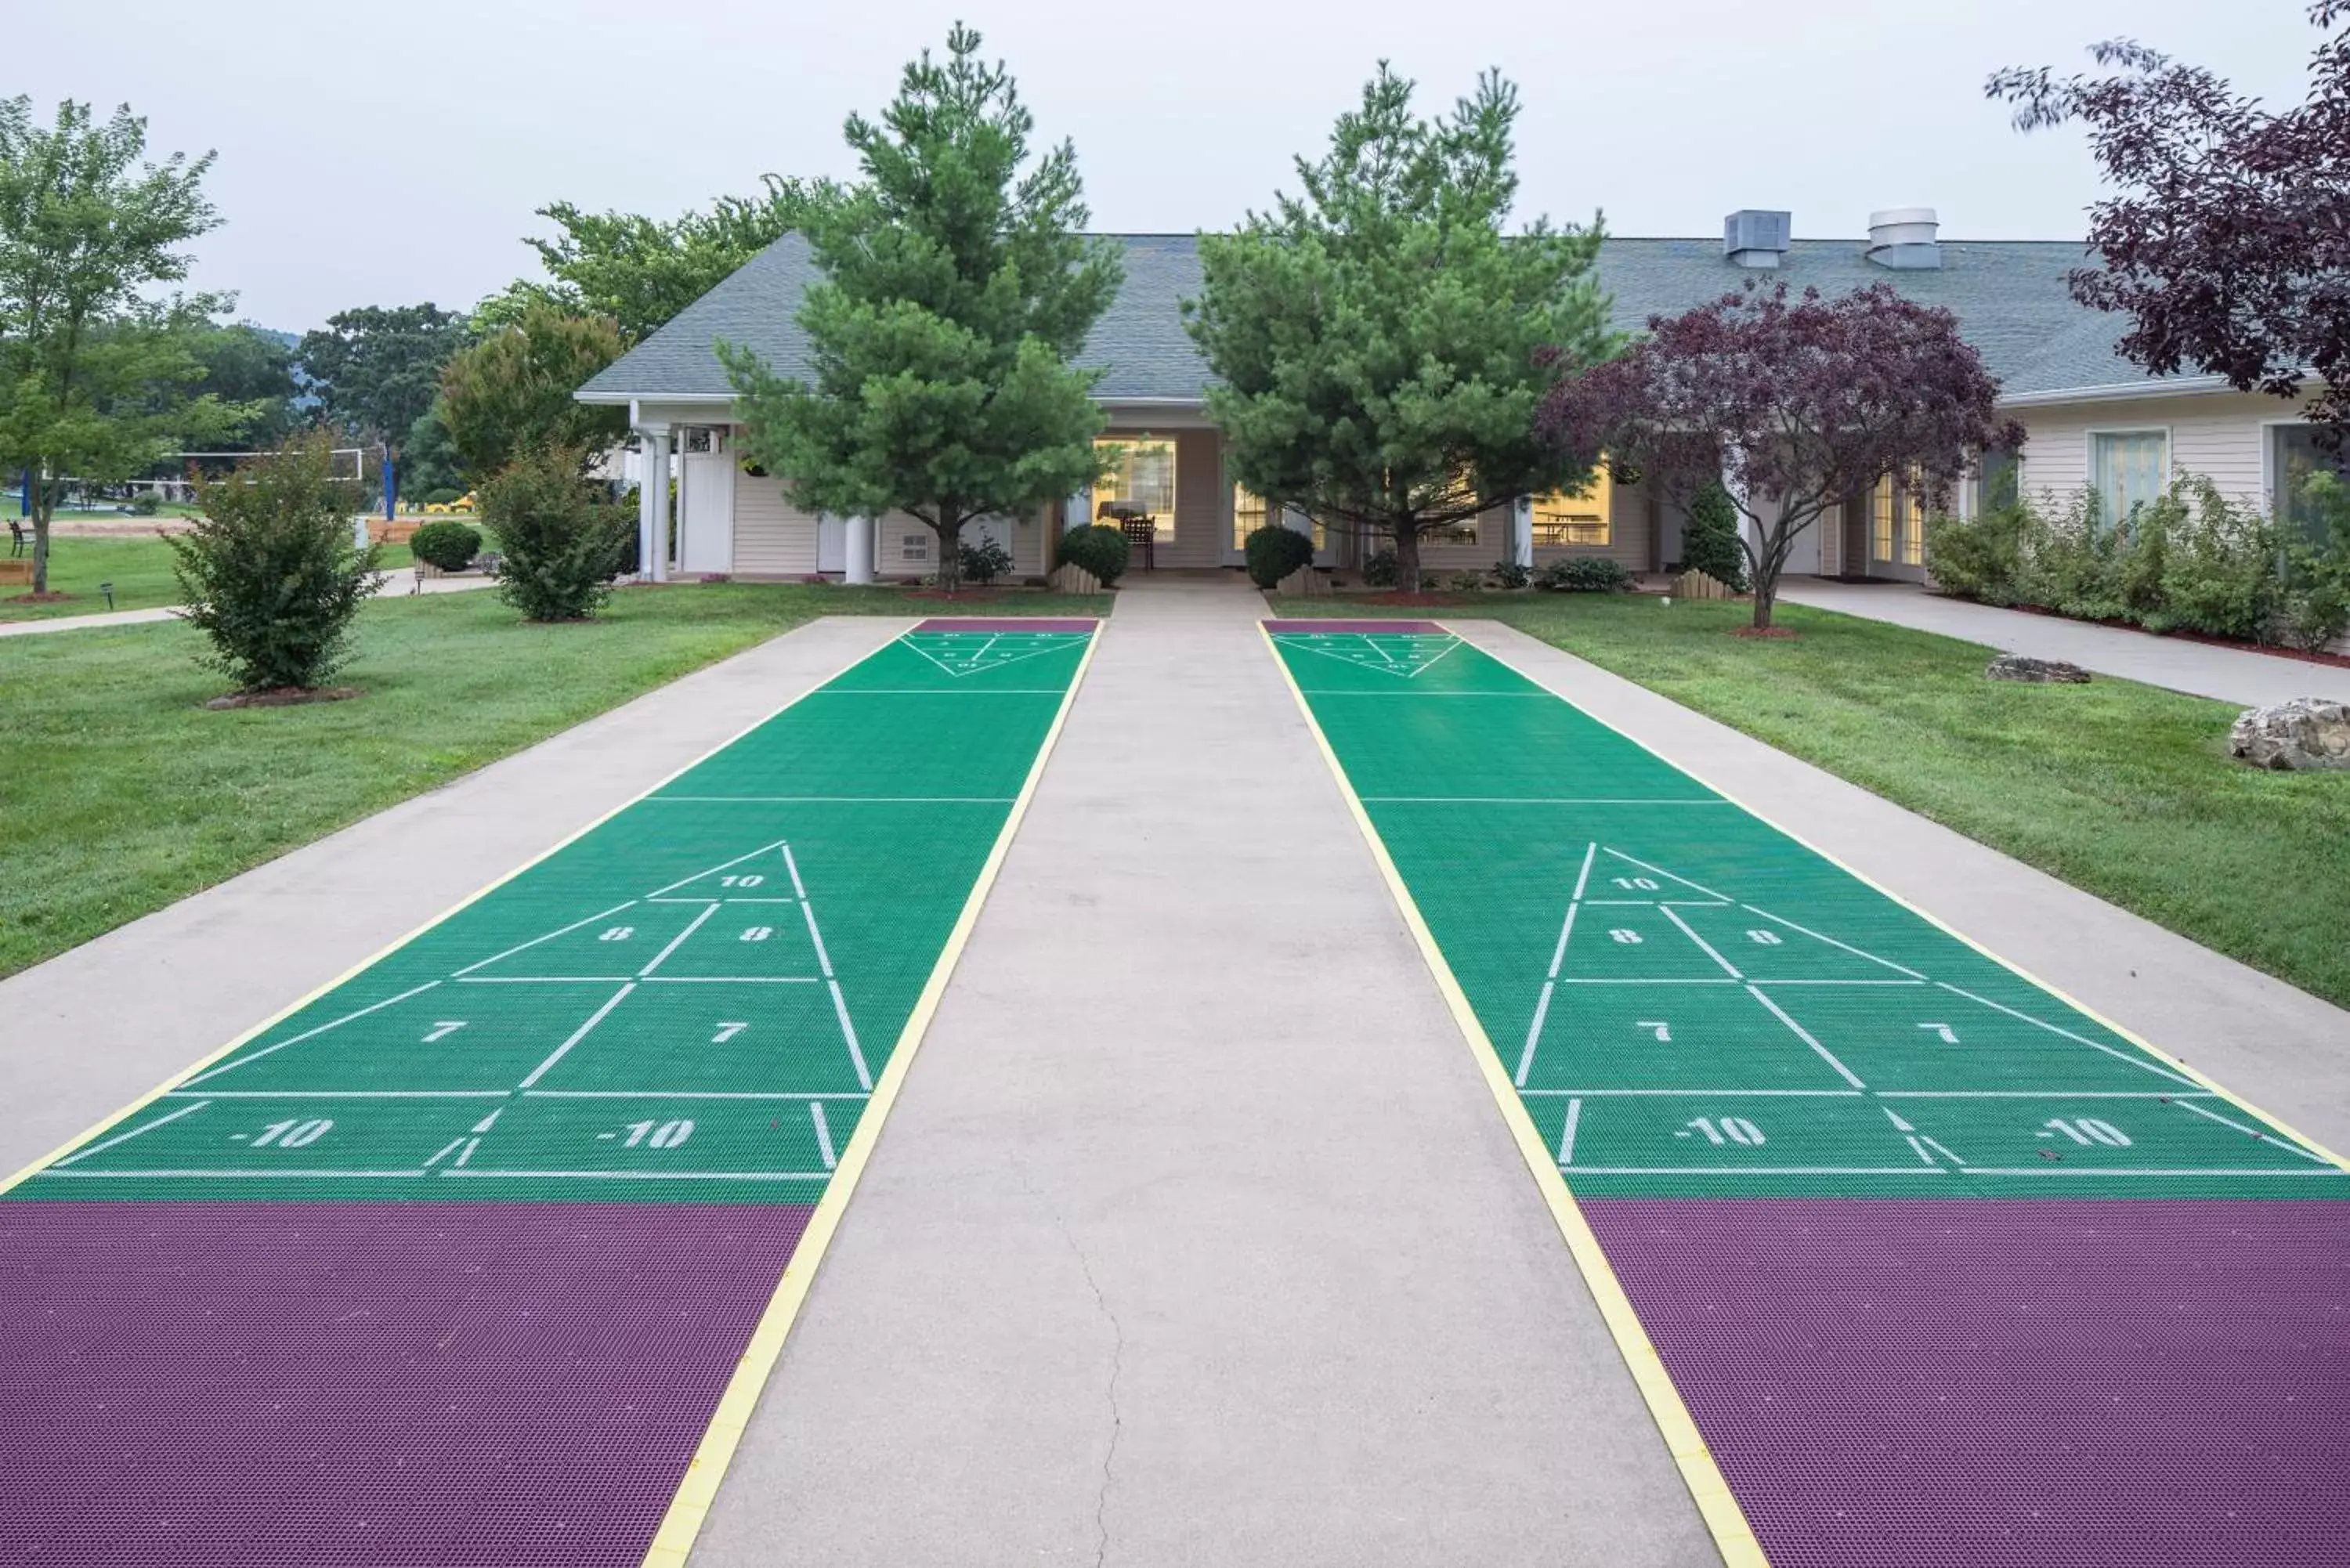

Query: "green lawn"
left=2, top=533, right=415, bottom=621
left=1270, top=591, right=2350, bottom=1010
left=0, top=582, right=1106, bottom=976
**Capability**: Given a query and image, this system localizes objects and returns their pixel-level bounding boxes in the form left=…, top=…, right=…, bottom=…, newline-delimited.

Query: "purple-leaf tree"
left=1987, top=0, right=2350, bottom=446
left=1538, top=281, right=2021, bottom=630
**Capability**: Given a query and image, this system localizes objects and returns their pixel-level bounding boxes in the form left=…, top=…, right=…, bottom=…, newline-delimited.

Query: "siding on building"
left=732, top=470, right=819, bottom=577
left=2015, top=392, right=2302, bottom=512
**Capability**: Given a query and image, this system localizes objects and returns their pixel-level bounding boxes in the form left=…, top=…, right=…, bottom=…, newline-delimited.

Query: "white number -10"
left=622, top=1118, right=695, bottom=1149
left=1686, top=1116, right=1766, bottom=1147
left=2043, top=1117, right=2131, bottom=1147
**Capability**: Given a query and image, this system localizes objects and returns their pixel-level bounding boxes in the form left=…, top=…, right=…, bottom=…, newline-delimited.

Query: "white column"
left=647, top=427, right=673, bottom=583
left=632, top=427, right=663, bottom=583
left=844, top=513, right=874, bottom=584
left=1513, top=496, right=1535, bottom=569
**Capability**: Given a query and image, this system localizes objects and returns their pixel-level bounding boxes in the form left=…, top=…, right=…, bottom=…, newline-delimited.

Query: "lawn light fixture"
left=99, top=580, right=114, bottom=610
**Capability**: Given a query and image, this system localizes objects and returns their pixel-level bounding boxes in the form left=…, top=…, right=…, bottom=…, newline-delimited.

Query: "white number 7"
left=424, top=1021, right=468, bottom=1043
left=712, top=1021, right=748, bottom=1043
left=1636, top=1020, right=1672, bottom=1042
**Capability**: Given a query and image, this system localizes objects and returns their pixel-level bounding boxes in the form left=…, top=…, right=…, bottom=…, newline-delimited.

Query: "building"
left=577, top=208, right=2339, bottom=584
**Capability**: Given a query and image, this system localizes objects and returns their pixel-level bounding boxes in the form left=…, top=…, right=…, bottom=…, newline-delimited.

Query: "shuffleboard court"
left=1267, top=620, right=2350, bottom=1568
left=0, top=619, right=1097, bottom=1567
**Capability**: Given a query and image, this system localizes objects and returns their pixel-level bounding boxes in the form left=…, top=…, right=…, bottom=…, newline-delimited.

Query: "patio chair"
left=9, top=520, right=27, bottom=558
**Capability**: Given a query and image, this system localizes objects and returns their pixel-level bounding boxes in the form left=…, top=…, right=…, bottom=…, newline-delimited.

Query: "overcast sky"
left=16, top=0, right=2326, bottom=331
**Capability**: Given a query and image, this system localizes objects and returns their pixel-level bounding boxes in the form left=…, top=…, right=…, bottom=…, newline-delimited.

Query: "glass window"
left=1436, top=516, right=1482, bottom=545
left=1976, top=449, right=2019, bottom=514
left=2092, top=430, right=2167, bottom=527
left=1095, top=438, right=1177, bottom=542
left=1231, top=486, right=1271, bottom=551
left=2272, top=424, right=2350, bottom=542
left=1531, top=465, right=1614, bottom=547
left=1872, top=476, right=1895, bottom=561
left=1901, top=472, right=1926, bottom=565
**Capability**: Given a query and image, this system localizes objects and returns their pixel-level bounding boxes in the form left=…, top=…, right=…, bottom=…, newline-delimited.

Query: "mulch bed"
left=3, top=592, right=77, bottom=606
left=1953, top=596, right=2350, bottom=670
left=203, top=687, right=363, bottom=710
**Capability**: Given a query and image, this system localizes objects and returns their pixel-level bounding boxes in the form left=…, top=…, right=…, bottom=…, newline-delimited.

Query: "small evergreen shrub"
left=957, top=533, right=1015, bottom=586
left=1679, top=482, right=1748, bottom=590
left=1243, top=523, right=1315, bottom=587
left=410, top=520, right=483, bottom=573
left=482, top=446, right=631, bottom=621
left=128, top=491, right=162, bottom=516
left=1489, top=559, right=1532, bottom=590
left=171, top=435, right=381, bottom=692
left=1446, top=569, right=1487, bottom=593
left=1056, top=523, right=1130, bottom=586
left=1537, top=557, right=1634, bottom=592
left=1362, top=547, right=1400, bottom=587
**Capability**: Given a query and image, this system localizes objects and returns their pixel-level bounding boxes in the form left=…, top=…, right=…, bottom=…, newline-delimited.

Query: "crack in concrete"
left=1019, top=1165, right=1125, bottom=1568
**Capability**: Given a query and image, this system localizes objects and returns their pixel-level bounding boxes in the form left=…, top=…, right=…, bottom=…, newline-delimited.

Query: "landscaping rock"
left=2229, top=697, right=2350, bottom=771
left=1987, top=654, right=2092, bottom=684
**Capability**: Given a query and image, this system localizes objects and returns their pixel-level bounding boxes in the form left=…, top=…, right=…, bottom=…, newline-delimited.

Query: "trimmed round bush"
left=410, top=520, right=483, bottom=573
left=1243, top=523, right=1315, bottom=588
left=1057, top=523, right=1130, bottom=586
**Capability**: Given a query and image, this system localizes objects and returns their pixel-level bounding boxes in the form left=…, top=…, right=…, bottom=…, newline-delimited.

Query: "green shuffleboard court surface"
left=1267, top=623, right=2346, bottom=1199
left=17, top=622, right=1098, bottom=1204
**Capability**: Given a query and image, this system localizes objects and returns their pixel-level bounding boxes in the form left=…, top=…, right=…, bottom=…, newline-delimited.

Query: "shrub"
left=957, top=533, right=1014, bottom=586
left=1537, top=557, right=1635, bottom=592
left=2153, top=479, right=2279, bottom=641
left=410, top=520, right=483, bottom=573
left=1679, top=482, right=1748, bottom=590
left=1446, top=569, right=1487, bottom=593
left=1243, top=523, right=1315, bottom=587
left=128, top=490, right=161, bottom=516
left=1362, top=547, right=1400, bottom=587
left=1489, top=559, right=1532, bottom=590
left=171, top=435, right=381, bottom=692
left=2278, top=473, right=2350, bottom=650
left=421, top=486, right=465, bottom=508
left=1925, top=501, right=2032, bottom=605
left=481, top=446, right=631, bottom=621
left=1056, top=523, right=1130, bottom=586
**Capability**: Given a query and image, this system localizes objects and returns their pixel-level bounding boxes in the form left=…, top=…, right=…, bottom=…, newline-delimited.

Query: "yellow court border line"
left=0, top=619, right=944, bottom=1198
left=1433, top=616, right=2350, bottom=1176
left=640, top=620, right=1103, bottom=1568
left=1259, top=622, right=1770, bottom=1568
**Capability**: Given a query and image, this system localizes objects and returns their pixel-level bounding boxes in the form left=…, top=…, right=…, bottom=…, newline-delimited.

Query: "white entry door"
left=817, top=515, right=847, bottom=573
left=678, top=434, right=735, bottom=576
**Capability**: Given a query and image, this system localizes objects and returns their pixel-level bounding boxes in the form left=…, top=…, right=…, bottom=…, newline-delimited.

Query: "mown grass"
left=0, top=582, right=1106, bottom=975
left=2, top=533, right=415, bottom=621
left=1270, top=591, right=2350, bottom=1010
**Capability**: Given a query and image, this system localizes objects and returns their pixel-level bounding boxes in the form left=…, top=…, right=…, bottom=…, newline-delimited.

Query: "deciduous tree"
left=720, top=24, right=1119, bottom=591
left=437, top=302, right=627, bottom=482
left=296, top=303, right=468, bottom=446
left=1988, top=0, right=2350, bottom=446
left=0, top=96, right=230, bottom=591
left=479, top=179, right=820, bottom=343
left=1539, top=282, right=2020, bottom=630
left=1186, top=65, right=1615, bottom=593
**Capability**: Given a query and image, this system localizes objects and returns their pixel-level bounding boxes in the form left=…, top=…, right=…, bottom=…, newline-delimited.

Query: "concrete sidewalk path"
left=0, top=616, right=909, bottom=1177
left=689, top=576, right=1713, bottom=1567
left=1452, top=617, right=2350, bottom=1160
left=1777, top=580, right=2350, bottom=707
left=0, top=569, right=495, bottom=638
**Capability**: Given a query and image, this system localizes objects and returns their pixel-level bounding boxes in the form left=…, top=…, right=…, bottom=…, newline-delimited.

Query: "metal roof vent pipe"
left=1866, top=208, right=1941, bottom=269
left=1723, top=209, right=1791, bottom=269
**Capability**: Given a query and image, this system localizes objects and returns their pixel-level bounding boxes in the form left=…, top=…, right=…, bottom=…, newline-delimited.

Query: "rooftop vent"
left=1723, top=209, right=1791, bottom=269
left=1866, top=207, right=1941, bottom=269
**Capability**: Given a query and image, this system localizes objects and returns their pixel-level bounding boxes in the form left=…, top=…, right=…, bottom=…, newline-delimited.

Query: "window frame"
left=1095, top=436, right=1180, bottom=543
left=2263, top=418, right=2350, bottom=541
left=1530, top=468, right=1614, bottom=549
left=2084, top=426, right=2172, bottom=530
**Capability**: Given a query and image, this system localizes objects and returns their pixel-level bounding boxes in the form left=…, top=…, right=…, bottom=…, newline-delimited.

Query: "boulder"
left=2229, top=697, right=2350, bottom=771
left=1987, top=654, right=2092, bottom=684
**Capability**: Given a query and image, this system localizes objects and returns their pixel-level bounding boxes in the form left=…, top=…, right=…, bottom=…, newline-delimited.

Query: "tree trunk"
left=1749, top=572, right=1778, bottom=630
left=30, top=477, right=52, bottom=595
left=1394, top=523, right=1423, bottom=594
left=931, top=517, right=965, bottom=594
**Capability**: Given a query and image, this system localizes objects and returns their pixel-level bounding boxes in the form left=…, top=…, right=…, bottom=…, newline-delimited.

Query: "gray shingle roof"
left=580, top=230, right=2153, bottom=406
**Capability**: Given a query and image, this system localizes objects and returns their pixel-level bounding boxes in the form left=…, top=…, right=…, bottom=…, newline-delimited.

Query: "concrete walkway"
left=0, top=569, right=495, bottom=638
left=1777, top=580, right=2350, bottom=707
left=691, top=574, right=1711, bottom=1566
